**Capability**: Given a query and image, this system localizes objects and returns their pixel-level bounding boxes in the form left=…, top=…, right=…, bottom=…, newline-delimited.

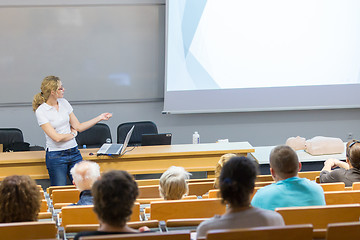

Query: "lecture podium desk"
left=0, top=142, right=254, bottom=180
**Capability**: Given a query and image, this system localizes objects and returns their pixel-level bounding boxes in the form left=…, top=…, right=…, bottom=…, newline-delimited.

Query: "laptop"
left=141, top=133, right=172, bottom=146
left=97, top=125, right=135, bottom=155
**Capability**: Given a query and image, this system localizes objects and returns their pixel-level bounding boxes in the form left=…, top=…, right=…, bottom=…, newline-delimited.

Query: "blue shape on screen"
left=181, top=0, right=207, bottom=57
left=186, top=52, right=219, bottom=89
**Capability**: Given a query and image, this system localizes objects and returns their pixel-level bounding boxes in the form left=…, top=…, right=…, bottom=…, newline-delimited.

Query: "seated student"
left=159, top=166, right=191, bottom=200
left=320, top=140, right=360, bottom=187
left=196, top=157, right=284, bottom=239
left=74, top=170, right=149, bottom=240
left=214, top=153, right=237, bottom=189
left=0, top=175, right=41, bottom=223
left=70, top=160, right=100, bottom=205
left=251, top=145, right=325, bottom=211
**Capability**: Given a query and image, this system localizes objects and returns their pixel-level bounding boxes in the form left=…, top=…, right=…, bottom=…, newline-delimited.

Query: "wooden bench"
left=79, top=230, right=191, bottom=240
left=205, top=224, right=313, bottom=240
left=47, top=185, right=76, bottom=197
left=61, top=203, right=140, bottom=231
left=324, top=190, right=360, bottom=204
left=150, top=199, right=225, bottom=221
left=0, top=221, right=57, bottom=240
left=326, top=221, right=360, bottom=240
left=52, top=188, right=81, bottom=209
left=275, top=204, right=360, bottom=238
left=319, top=182, right=345, bottom=192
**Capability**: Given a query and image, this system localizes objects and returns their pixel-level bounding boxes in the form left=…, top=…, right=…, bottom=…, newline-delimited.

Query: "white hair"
left=159, top=166, right=191, bottom=200
left=70, top=161, right=100, bottom=192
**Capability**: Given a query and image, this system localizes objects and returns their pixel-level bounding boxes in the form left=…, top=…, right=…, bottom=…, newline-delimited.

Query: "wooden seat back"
left=150, top=198, right=225, bottom=221
left=276, top=204, right=360, bottom=229
left=52, top=188, right=80, bottom=206
left=65, top=220, right=159, bottom=234
left=0, top=221, right=57, bottom=240
left=298, top=171, right=321, bottom=181
left=319, top=182, right=345, bottom=192
left=324, top=190, right=360, bottom=204
left=206, top=224, right=313, bottom=240
left=208, top=187, right=260, bottom=199
left=40, top=199, right=48, bottom=212
left=256, top=174, right=273, bottom=182
left=255, top=181, right=274, bottom=187
left=47, top=185, right=76, bottom=197
left=79, top=230, right=191, bottom=240
left=352, top=182, right=360, bottom=190
left=61, top=203, right=140, bottom=229
left=138, top=185, right=160, bottom=198
left=166, top=218, right=208, bottom=227
left=188, top=182, right=215, bottom=196
left=326, top=221, right=360, bottom=240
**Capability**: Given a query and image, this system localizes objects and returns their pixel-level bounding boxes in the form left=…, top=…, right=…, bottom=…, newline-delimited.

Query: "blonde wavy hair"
left=32, top=76, right=60, bottom=112
left=214, top=153, right=237, bottom=189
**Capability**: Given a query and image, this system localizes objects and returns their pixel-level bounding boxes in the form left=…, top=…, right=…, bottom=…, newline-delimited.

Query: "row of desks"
left=0, top=142, right=254, bottom=180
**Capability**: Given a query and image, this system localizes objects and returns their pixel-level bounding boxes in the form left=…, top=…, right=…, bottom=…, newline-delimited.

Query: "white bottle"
left=193, top=131, right=200, bottom=144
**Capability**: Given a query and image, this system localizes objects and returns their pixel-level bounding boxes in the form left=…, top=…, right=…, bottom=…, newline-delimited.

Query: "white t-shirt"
left=196, top=207, right=285, bottom=239
left=35, top=98, right=77, bottom=151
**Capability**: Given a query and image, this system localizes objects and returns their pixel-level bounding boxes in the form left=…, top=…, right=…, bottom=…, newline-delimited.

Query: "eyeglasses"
left=58, top=87, right=65, bottom=91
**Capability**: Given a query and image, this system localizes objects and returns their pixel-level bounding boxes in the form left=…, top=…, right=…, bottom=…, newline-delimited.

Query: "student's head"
left=32, top=75, right=61, bottom=112
left=269, top=145, right=300, bottom=180
left=159, top=166, right=191, bottom=200
left=220, top=156, right=257, bottom=208
left=70, top=161, right=101, bottom=192
left=0, top=175, right=41, bottom=223
left=346, top=140, right=360, bottom=169
left=214, top=153, right=237, bottom=188
left=92, top=170, right=138, bottom=227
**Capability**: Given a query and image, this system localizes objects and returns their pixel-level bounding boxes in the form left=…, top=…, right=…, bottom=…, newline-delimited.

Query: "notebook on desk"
left=141, top=133, right=172, bottom=146
left=97, top=125, right=134, bottom=155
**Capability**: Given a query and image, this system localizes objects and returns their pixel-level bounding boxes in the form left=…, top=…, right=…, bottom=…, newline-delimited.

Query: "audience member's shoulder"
left=252, top=207, right=285, bottom=225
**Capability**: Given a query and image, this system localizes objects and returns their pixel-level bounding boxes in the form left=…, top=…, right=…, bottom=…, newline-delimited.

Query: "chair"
left=76, top=123, right=112, bottom=149
left=79, top=230, right=191, bottom=240
left=117, top=121, right=158, bottom=146
left=0, top=128, right=25, bottom=151
left=150, top=198, right=226, bottom=221
left=205, top=224, right=313, bottom=240
left=0, top=221, right=57, bottom=240
left=326, top=221, right=360, bottom=240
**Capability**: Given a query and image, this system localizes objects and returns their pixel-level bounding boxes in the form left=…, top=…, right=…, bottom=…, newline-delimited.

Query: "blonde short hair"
left=159, top=166, right=191, bottom=200
left=214, top=153, right=237, bottom=189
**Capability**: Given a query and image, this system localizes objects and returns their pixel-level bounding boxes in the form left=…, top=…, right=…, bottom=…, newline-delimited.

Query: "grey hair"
left=70, top=161, right=101, bottom=192
left=159, top=166, right=191, bottom=200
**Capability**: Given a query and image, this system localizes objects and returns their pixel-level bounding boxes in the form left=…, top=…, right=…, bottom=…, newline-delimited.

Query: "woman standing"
left=32, top=76, right=112, bottom=186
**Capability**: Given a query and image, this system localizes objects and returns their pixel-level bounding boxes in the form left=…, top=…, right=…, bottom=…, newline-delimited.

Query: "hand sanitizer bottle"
left=193, top=131, right=200, bottom=144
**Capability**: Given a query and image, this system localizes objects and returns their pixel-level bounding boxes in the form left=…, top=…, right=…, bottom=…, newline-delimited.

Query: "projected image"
left=166, top=0, right=360, bottom=91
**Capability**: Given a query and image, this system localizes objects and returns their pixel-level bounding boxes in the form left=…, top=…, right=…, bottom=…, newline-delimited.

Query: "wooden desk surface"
left=0, top=142, right=254, bottom=180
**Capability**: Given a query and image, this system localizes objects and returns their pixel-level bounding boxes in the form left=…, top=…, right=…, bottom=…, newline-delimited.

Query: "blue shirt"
left=251, top=177, right=325, bottom=211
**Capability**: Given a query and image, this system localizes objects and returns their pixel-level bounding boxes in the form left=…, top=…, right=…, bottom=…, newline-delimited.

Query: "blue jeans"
left=46, top=146, right=83, bottom=186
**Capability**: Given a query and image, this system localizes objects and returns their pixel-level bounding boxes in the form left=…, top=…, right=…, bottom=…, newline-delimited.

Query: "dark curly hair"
left=219, top=156, right=257, bottom=208
left=0, top=175, right=41, bottom=223
left=92, top=170, right=138, bottom=227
